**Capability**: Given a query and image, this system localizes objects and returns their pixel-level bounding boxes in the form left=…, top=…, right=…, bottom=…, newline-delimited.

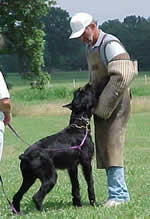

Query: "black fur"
left=12, top=83, right=101, bottom=213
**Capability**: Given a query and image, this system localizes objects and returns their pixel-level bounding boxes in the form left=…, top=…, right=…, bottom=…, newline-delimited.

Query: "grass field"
left=0, top=71, right=150, bottom=218
left=1, top=113, right=150, bottom=218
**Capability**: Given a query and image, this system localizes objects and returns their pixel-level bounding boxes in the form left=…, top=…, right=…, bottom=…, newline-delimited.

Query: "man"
left=69, top=12, right=137, bottom=207
left=0, top=71, right=11, bottom=161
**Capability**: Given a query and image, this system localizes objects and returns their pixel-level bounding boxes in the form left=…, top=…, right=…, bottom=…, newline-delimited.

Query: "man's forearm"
left=0, top=98, right=11, bottom=113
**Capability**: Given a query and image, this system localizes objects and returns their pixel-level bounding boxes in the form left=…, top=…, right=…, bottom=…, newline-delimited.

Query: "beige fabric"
left=108, top=59, right=138, bottom=88
left=94, top=89, right=131, bottom=169
left=86, top=37, right=135, bottom=169
left=94, top=76, right=123, bottom=119
left=94, top=59, right=138, bottom=119
left=87, top=46, right=107, bottom=84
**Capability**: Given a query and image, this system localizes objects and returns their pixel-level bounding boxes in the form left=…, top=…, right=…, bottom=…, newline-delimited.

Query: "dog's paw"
left=11, top=202, right=20, bottom=215
left=90, top=199, right=96, bottom=206
left=32, top=196, right=42, bottom=211
left=73, top=199, right=82, bottom=207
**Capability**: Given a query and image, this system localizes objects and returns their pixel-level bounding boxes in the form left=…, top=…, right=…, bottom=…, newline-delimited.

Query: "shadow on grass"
left=5, top=199, right=102, bottom=217
left=6, top=200, right=76, bottom=216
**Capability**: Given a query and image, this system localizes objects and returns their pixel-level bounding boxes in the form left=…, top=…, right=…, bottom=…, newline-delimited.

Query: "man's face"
left=79, top=25, right=94, bottom=46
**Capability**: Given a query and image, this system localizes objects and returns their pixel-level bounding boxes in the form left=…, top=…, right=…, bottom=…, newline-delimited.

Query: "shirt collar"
left=92, top=30, right=105, bottom=48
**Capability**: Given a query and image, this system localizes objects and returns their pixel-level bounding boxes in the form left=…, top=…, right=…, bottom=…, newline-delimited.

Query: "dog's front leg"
left=68, top=166, right=82, bottom=207
left=81, top=160, right=96, bottom=206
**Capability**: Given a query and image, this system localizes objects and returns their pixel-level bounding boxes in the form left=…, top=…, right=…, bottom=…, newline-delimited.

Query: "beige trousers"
left=94, top=89, right=131, bottom=169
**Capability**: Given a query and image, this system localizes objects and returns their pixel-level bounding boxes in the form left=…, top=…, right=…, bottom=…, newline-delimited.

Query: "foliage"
left=100, top=15, right=150, bottom=70
left=11, top=86, right=74, bottom=102
left=0, top=54, right=20, bottom=73
left=1, top=7, right=150, bottom=74
left=0, top=0, right=55, bottom=83
left=43, top=7, right=86, bottom=72
left=29, top=71, right=51, bottom=89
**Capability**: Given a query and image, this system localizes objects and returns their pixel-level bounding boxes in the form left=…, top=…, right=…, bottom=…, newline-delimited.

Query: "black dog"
left=12, top=83, right=101, bottom=213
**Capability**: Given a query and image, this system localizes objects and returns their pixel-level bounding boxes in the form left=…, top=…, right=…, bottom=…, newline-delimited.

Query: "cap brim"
left=69, top=28, right=85, bottom=39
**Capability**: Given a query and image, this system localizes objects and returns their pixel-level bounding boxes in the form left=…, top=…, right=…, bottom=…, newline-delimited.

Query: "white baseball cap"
left=69, top=12, right=93, bottom=39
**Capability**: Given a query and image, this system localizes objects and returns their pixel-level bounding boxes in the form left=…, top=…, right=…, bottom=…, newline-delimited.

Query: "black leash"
left=8, top=123, right=29, bottom=146
left=0, top=175, right=19, bottom=215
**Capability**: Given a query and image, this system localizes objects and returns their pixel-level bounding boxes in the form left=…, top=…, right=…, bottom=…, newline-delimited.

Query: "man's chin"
left=83, top=40, right=93, bottom=47
left=87, top=41, right=93, bottom=47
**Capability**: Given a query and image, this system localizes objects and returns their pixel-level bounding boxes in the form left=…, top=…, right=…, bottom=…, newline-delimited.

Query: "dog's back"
left=19, top=123, right=94, bottom=170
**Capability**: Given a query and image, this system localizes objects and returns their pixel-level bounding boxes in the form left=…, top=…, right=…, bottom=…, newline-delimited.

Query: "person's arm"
left=95, top=43, right=137, bottom=119
left=0, top=71, right=11, bottom=125
left=0, top=98, right=11, bottom=112
left=0, top=98, right=12, bottom=125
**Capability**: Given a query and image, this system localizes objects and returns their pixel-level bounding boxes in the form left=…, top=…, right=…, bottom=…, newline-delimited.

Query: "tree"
left=0, top=0, right=55, bottom=83
left=100, top=16, right=150, bottom=70
left=43, top=7, right=87, bottom=72
left=43, top=7, right=70, bottom=71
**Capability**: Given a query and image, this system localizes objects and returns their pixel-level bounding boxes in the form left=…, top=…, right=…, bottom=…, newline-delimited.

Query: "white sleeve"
left=105, top=41, right=126, bottom=62
left=0, top=71, right=10, bottom=99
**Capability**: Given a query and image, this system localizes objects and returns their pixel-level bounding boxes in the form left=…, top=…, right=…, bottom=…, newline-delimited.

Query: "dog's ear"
left=82, top=82, right=93, bottom=92
left=62, top=103, right=72, bottom=110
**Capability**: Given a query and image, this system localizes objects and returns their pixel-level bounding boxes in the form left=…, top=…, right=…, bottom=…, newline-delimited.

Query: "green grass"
left=11, top=87, right=74, bottom=103
left=0, top=113, right=150, bottom=218
left=51, top=70, right=89, bottom=82
left=6, top=72, right=150, bottom=104
left=0, top=70, right=150, bottom=218
left=6, top=71, right=89, bottom=104
left=6, top=71, right=89, bottom=88
left=131, top=75, right=150, bottom=96
left=6, top=72, right=30, bottom=87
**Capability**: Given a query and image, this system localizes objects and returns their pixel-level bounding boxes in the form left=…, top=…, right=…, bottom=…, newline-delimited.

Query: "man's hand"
left=0, top=98, right=11, bottom=125
left=4, top=112, right=12, bottom=125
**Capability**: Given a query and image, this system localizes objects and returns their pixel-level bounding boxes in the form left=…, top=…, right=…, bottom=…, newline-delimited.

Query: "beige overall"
left=87, top=46, right=131, bottom=169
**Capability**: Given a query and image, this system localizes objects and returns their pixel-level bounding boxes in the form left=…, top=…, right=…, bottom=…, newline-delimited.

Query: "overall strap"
left=99, top=35, right=126, bottom=68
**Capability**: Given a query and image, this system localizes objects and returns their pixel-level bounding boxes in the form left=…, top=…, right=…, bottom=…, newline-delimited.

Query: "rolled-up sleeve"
left=0, top=72, right=10, bottom=99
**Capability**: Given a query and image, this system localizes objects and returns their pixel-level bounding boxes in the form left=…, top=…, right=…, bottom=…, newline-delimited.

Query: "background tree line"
left=0, top=2, right=150, bottom=76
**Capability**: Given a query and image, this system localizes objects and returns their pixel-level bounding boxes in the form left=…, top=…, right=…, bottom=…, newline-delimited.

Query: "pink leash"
left=71, top=130, right=88, bottom=150
left=0, top=175, right=20, bottom=215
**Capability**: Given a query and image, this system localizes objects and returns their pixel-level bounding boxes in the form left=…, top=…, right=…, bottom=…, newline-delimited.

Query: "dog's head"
left=64, top=83, right=97, bottom=118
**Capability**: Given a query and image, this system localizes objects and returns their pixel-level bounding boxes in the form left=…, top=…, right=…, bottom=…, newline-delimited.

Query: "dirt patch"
left=131, top=96, right=150, bottom=113
left=3, top=145, right=17, bottom=159
left=12, top=97, right=150, bottom=117
left=12, top=102, right=70, bottom=116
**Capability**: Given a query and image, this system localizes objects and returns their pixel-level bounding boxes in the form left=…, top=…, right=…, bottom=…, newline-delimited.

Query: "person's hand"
left=4, top=112, right=12, bottom=125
